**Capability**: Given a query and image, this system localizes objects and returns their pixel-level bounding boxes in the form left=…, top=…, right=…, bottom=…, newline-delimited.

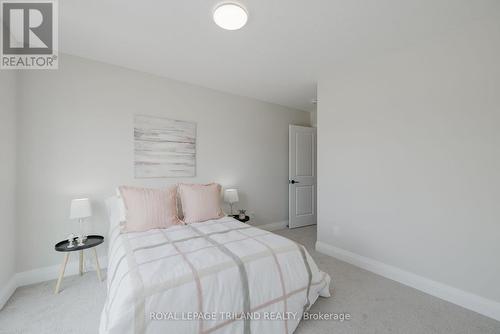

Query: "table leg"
left=54, top=253, right=70, bottom=294
left=79, top=250, right=84, bottom=275
left=93, top=248, right=103, bottom=282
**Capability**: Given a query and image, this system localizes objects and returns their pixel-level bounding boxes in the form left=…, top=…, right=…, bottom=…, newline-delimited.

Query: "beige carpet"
left=1, top=226, right=499, bottom=334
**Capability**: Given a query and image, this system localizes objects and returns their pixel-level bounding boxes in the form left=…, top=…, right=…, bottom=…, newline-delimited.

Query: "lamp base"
left=77, top=236, right=85, bottom=247
left=79, top=219, right=87, bottom=242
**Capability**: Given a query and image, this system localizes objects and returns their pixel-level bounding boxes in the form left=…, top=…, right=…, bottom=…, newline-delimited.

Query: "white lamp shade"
left=224, top=189, right=239, bottom=204
left=70, top=198, right=92, bottom=219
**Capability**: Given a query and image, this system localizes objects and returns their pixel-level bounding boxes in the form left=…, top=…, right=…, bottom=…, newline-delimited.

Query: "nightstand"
left=54, top=235, right=104, bottom=294
left=230, top=214, right=250, bottom=223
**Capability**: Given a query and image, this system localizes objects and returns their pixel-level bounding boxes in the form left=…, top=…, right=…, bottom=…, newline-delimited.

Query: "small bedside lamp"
left=70, top=198, right=92, bottom=246
left=224, top=189, right=239, bottom=215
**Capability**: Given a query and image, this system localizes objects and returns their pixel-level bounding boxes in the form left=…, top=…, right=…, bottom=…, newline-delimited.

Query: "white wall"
left=0, top=71, right=17, bottom=303
left=317, top=16, right=500, bottom=308
left=16, top=54, right=310, bottom=272
left=310, top=110, right=317, bottom=127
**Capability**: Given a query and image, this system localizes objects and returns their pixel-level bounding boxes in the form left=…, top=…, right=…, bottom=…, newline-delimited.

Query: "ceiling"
left=60, top=0, right=499, bottom=111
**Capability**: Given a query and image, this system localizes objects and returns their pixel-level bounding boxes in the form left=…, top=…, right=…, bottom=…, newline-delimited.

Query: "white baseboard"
left=16, top=255, right=108, bottom=287
left=316, top=241, right=500, bottom=322
left=0, top=275, right=17, bottom=310
left=256, top=220, right=289, bottom=231
left=0, top=255, right=107, bottom=310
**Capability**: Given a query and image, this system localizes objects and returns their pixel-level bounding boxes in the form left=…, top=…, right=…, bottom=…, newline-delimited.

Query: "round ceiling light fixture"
left=213, top=3, right=248, bottom=30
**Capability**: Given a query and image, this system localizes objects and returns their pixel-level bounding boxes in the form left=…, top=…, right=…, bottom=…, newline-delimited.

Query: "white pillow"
left=105, top=196, right=126, bottom=230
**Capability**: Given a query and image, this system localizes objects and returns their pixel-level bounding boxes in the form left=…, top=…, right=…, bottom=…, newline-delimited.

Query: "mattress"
left=99, top=217, right=331, bottom=334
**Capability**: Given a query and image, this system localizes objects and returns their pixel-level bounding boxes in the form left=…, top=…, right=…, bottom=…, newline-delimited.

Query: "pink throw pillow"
left=178, top=183, right=224, bottom=223
left=119, top=186, right=181, bottom=232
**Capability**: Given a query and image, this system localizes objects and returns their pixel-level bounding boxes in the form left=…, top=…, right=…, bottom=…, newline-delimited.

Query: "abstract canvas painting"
left=134, top=115, right=196, bottom=178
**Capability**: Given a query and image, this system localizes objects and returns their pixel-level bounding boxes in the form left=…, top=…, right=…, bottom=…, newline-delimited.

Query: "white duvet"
left=100, top=217, right=331, bottom=334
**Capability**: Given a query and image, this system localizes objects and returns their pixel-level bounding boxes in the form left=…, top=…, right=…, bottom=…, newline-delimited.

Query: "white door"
left=289, top=125, right=317, bottom=228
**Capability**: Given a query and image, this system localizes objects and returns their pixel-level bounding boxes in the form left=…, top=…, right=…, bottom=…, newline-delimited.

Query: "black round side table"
left=230, top=215, right=250, bottom=223
left=54, top=235, right=104, bottom=294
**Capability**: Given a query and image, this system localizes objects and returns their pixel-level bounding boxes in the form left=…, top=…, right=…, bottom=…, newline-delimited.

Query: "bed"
left=100, top=200, right=331, bottom=334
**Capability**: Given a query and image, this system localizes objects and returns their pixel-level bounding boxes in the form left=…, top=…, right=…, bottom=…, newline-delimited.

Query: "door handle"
left=289, top=180, right=299, bottom=184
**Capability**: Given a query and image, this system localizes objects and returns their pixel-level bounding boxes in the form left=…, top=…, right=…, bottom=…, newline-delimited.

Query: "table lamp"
left=70, top=198, right=92, bottom=246
left=223, top=189, right=239, bottom=215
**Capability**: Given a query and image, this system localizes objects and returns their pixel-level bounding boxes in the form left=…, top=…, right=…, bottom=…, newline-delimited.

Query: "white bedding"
left=99, top=217, right=331, bottom=334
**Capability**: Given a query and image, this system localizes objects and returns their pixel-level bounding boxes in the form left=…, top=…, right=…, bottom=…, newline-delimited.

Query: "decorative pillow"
left=178, top=183, right=224, bottom=223
left=118, top=186, right=181, bottom=232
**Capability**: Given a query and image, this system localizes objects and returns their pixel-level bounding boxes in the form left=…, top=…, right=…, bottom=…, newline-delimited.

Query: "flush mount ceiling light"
left=213, top=3, right=248, bottom=30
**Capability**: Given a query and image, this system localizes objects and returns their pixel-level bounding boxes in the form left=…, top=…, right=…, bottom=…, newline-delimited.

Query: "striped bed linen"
left=99, top=217, right=331, bottom=334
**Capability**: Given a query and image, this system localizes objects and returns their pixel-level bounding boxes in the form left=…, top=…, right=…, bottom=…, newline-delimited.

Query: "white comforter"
left=100, top=217, right=331, bottom=334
